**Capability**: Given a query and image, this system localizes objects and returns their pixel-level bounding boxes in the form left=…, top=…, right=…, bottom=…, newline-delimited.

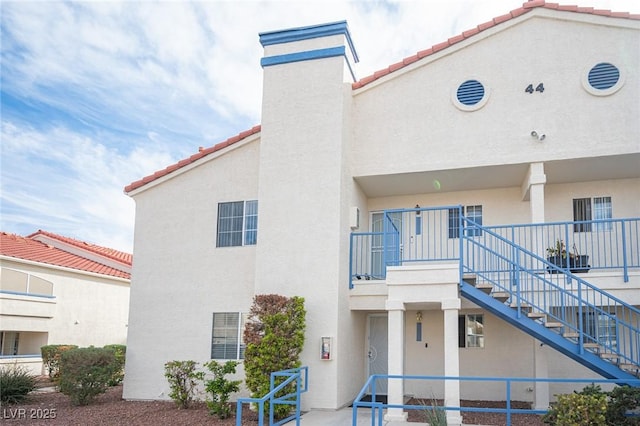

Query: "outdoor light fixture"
left=415, top=204, right=420, bottom=215
left=416, top=311, right=423, bottom=322
left=531, top=130, right=546, bottom=141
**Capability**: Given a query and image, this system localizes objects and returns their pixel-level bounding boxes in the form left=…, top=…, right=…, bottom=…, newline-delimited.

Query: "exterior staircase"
left=459, top=221, right=640, bottom=383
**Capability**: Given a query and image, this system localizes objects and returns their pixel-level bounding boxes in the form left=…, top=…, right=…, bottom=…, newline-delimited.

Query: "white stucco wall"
left=124, top=138, right=260, bottom=400
left=351, top=13, right=638, bottom=178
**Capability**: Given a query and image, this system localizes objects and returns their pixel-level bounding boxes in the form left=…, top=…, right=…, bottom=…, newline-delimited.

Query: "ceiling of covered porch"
left=353, top=153, right=639, bottom=198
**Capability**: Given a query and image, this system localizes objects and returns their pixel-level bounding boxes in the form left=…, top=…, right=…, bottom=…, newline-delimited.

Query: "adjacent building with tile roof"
left=122, top=2, right=639, bottom=423
left=0, top=231, right=130, bottom=374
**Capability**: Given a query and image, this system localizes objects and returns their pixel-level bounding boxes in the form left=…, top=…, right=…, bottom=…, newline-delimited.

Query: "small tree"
left=164, top=360, right=204, bottom=409
left=244, top=294, right=305, bottom=419
left=58, top=347, right=118, bottom=406
left=203, top=360, right=241, bottom=419
left=41, top=344, right=78, bottom=381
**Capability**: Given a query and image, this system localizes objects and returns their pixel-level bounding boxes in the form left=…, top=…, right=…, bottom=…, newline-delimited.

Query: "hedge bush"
left=545, top=392, right=607, bottom=426
left=544, top=383, right=640, bottom=426
left=103, top=344, right=126, bottom=386
left=41, top=344, right=78, bottom=381
left=0, top=365, right=37, bottom=404
left=58, top=347, right=118, bottom=406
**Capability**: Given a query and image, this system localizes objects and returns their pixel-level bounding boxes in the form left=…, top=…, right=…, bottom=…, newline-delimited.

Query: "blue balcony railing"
left=349, top=206, right=640, bottom=287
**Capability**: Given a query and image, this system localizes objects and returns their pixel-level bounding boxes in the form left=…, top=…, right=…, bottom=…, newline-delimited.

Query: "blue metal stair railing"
left=235, top=366, right=308, bottom=426
left=460, top=217, right=640, bottom=380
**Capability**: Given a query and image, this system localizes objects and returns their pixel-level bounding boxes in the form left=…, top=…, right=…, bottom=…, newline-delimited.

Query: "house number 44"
left=525, top=83, right=545, bottom=94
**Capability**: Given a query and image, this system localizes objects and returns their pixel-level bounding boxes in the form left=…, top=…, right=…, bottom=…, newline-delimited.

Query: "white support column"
left=533, top=340, right=550, bottom=410
left=442, top=298, right=463, bottom=426
left=521, top=162, right=546, bottom=223
left=384, top=299, right=407, bottom=422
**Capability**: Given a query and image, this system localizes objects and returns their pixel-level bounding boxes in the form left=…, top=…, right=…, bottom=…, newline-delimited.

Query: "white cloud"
left=1, top=0, right=637, bottom=252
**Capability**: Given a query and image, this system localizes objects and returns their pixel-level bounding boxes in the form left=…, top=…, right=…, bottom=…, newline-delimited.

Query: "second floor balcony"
left=349, top=206, right=640, bottom=291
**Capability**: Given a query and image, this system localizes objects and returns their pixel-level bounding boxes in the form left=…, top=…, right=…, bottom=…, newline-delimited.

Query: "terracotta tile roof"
left=27, top=230, right=132, bottom=266
left=351, top=1, right=640, bottom=89
left=125, top=2, right=638, bottom=193
left=1, top=232, right=131, bottom=280
left=124, top=125, right=261, bottom=193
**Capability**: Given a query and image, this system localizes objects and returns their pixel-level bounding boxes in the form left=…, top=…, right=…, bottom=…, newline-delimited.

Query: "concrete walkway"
left=299, top=407, right=428, bottom=426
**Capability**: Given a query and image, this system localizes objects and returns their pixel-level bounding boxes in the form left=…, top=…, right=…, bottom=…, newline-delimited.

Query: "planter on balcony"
left=547, top=255, right=590, bottom=274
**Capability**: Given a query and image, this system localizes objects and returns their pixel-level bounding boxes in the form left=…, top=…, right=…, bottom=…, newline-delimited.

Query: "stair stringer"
left=460, top=281, right=639, bottom=384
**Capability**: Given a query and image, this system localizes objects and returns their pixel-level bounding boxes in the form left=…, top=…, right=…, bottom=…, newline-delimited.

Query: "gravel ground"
left=2, top=382, right=259, bottom=426
left=2, top=380, right=547, bottom=426
left=406, top=398, right=547, bottom=426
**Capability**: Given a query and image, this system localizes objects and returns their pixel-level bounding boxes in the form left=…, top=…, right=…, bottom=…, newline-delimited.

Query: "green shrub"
left=0, top=365, right=37, bottom=404
left=607, top=385, right=640, bottom=426
left=244, top=294, right=305, bottom=419
left=103, top=344, right=126, bottom=386
left=421, top=397, right=447, bottom=426
left=203, top=360, right=241, bottom=419
left=544, top=392, right=608, bottom=426
left=58, top=347, right=118, bottom=406
left=164, top=360, right=204, bottom=409
left=41, top=344, right=78, bottom=381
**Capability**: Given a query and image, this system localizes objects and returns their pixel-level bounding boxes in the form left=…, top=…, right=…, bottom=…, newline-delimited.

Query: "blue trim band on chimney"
left=261, top=46, right=357, bottom=81
left=261, top=46, right=345, bottom=67
left=259, top=20, right=359, bottom=63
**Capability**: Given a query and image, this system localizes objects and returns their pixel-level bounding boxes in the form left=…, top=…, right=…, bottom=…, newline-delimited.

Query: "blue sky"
left=1, top=0, right=638, bottom=253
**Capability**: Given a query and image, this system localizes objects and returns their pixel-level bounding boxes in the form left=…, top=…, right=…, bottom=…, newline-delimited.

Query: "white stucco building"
left=0, top=230, right=131, bottom=375
left=123, top=2, right=639, bottom=424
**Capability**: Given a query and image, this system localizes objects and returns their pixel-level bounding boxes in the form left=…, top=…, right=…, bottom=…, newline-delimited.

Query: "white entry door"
left=367, top=314, right=388, bottom=395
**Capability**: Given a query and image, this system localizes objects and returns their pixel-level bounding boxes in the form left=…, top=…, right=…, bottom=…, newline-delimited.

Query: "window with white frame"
left=448, top=205, right=483, bottom=238
left=216, top=200, right=258, bottom=247
left=0, top=331, right=19, bottom=356
left=458, top=314, right=484, bottom=348
left=581, top=312, right=617, bottom=349
left=211, top=312, right=246, bottom=360
left=573, top=197, right=612, bottom=232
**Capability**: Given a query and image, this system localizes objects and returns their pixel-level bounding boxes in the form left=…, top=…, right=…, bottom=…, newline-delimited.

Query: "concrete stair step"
left=600, top=352, right=619, bottom=360
left=492, top=292, right=509, bottom=302
left=544, top=322, right=563, bottom=328
left=563, top=332, right=579, bottom=339
left=475, top=284, right=493, bottom=294
left=527, top=312, right=546, bottom=319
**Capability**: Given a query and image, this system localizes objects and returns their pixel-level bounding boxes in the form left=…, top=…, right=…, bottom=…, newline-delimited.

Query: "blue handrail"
left=352, top=374, right=640, bottom=426
left=235, top=366, right=308, bottom=426
left=460, top=217, right=640, bottom=369
left=349, top=208, right=639, bottom=286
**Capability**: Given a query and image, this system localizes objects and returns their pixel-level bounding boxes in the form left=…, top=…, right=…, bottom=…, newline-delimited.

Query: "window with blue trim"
left=216, top=200, right=258, bottom=247
left=448, top=205, right=483, bottom=238
left=573, top=196, right=612, bottom=232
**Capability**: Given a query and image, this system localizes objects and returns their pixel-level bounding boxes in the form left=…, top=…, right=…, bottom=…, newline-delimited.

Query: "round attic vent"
left=452, top=79, right=489, bottom=111
left=457, top=80, right=485, bottom=106
left=583, top=62, right=623, bottom=96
